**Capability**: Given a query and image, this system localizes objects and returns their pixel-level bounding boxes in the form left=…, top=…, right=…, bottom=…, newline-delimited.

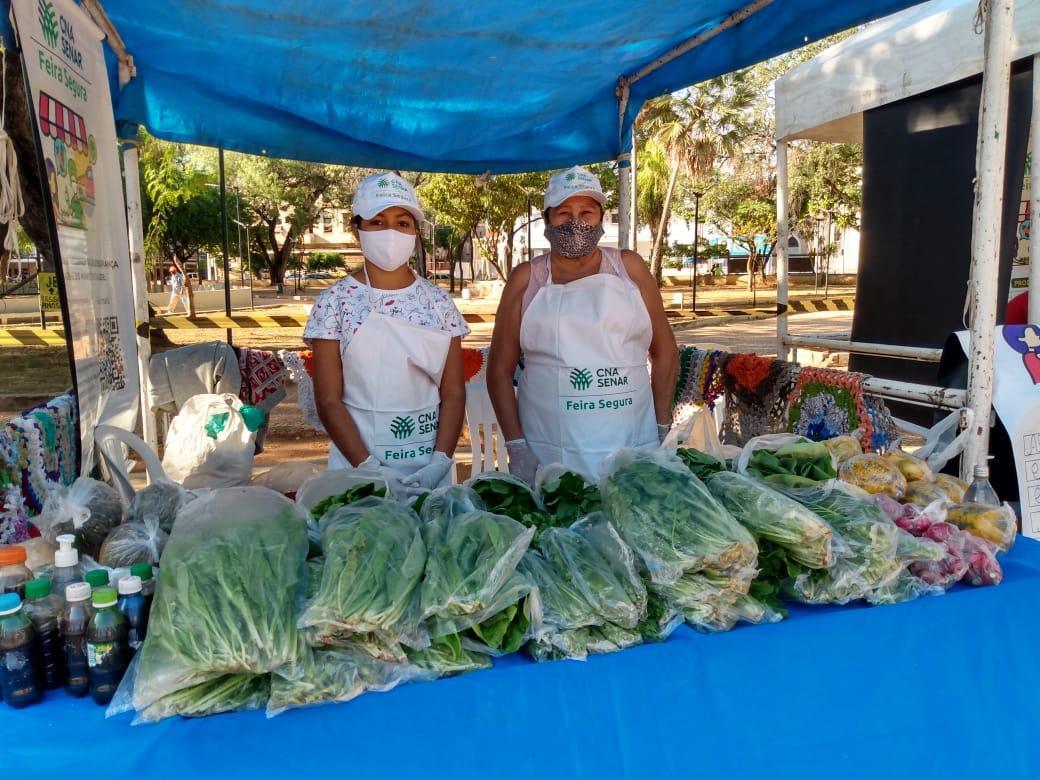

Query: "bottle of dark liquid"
left=130, top=562, right=155, bottom=613
left=60, top=582, right=92, bottom=698
left=86, top=587, right=128, bottom=705
left=0, top=592, right=41, bottom=708
left=23, top=579, right=64, bottom=690
left=117, top=575, right=148, bottom=654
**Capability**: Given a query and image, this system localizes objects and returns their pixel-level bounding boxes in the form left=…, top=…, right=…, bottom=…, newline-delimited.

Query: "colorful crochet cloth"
left=0, top=393, right=78, bottom=543
left=786, top=367, right=875, bottom=449
left=238, top=348, right=287, bottom=411
left=719, top=353, right=799, bottom=446
left=672, top=346, right=726, bottom=426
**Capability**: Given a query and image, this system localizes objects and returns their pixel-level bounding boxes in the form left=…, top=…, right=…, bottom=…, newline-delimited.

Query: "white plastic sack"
left=161, top=394, right=256, bottom=489
left=250, top=462, right=323, bottom=498
left=294, top=465, right=390, bottom=513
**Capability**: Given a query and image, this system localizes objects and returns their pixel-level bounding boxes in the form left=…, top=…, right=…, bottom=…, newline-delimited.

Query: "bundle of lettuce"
left=601, top=448, right=761, bottom=637
left=296, top=497, right=427, bottom=662
left=784, top=484, right=946, bottom=606
left=522, top=512, right=647, bottom=661
left=418, top=485, right=537, bottom=660
left=601, top=448, right=757, bottom=586
left=130, top=487, right=310, bottom=715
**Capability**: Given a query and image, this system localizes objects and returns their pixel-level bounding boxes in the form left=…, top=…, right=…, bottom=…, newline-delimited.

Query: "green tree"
left=306, top=251, right=345, bottom=272
left=636, top=72, right=756, bottom=284
left=195, top=150, right=369, bottom=286
left=789, top=141, right=862, bottom=230
left=703, top=175, right=777, bottom=289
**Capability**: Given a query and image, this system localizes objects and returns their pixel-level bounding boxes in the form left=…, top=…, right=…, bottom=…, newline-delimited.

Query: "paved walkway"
left=674, top=310, right=853, bottom=356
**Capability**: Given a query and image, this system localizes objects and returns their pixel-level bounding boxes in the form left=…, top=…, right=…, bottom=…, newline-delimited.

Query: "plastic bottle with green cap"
left=86, top=586, right=128, bottom=705
left=130, top=562, right=156, bottom=612
left=60, top=582, right=92, bottom=697
left=84, top=569, right=110, bottom=590
left=23, top=578, right=63, bottom=690
left=0, top=592, right=41, bottom=708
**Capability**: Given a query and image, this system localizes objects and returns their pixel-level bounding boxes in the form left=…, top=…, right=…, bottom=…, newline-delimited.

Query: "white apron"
left=329, top=271, right=453, bottom=487
left=517, top=249, right=658, bottom=478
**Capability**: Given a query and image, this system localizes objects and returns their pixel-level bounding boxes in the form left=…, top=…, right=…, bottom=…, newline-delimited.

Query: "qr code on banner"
left=98, top=316, right=127, bottom=392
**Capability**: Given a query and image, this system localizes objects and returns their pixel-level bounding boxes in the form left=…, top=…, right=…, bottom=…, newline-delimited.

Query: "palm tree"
left=637, top=73, right=756, bottom=283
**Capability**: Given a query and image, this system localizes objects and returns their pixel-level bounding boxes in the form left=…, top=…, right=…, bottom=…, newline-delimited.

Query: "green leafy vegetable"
left=539, top=470, right=601, bottom=524
left=310, top=482, right=387, bottom=522
left=406, top=633, right=491, bottom=676
left=676, top=448, right=727, bottom=481
left=136, top=674, right=271, bottom=724
left=132, top=488, right=309, bottom=712
left=298, top=497, right=426, bottom=656
left=746, top=439, right=836, bottom=487
left=601, top=449, right=757, bottom=585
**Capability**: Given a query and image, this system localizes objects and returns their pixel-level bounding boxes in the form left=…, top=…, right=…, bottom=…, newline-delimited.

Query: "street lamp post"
left=691, top=191, right=702, bottom=314
left=813, top=216, right=823, bottom=294
left=233, top=218, right=253, bottom=309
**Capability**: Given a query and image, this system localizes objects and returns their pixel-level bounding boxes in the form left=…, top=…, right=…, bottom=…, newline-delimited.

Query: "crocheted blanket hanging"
left=786, top=366, right=874, bottom=448
left=672, top=346, right=726, bottom=426
left=719, top=353, right=798, bottom=446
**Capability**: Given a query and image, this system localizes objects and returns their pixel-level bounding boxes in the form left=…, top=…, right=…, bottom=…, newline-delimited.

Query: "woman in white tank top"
left=487, top=166, right=678, bottom=484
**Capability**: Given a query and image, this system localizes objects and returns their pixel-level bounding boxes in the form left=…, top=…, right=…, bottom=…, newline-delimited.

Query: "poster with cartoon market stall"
left=11, top=0, right=139, bottom=472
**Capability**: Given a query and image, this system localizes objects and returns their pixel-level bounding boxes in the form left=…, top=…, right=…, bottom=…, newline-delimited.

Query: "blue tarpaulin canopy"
left=100, top=0, right=929, bottom=172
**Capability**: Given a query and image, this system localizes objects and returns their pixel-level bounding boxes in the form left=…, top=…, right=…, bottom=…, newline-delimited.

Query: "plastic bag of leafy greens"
left=98, top=516, right=168, bottom=569
left=295, top=466, right=389, bottom=515
left=465, top=471, right=547, bottom=524
left=35, top=477, right=125, bottom=559
left=298, top=497, right=426, bottom=653
left=535, top=464, right=602, bottom=524
left=419, top=484, right=485, bottom=521
left=705, top=471, right=835, bottom=570
left=865, top=570, right=944, bottom=606
left=635, top=591, right=684, bottom=643
left=406, top=632, right=492, bottom=677
left=538, top=513, right=647, bottom=630
left=420, top=484, right=536, bottom=645
left=600, top=448, right=757, bottom=585
left=737, top=434, right=838, bottom=501
left=131, top=487, right=309, bottom=711
left=127, top=480, right=193, bottom=534
left=460, top=587, right=541, bottom=657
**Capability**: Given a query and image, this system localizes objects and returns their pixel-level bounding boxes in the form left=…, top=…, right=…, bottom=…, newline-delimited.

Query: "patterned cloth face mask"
left=545, top=219, right=604, bottom=259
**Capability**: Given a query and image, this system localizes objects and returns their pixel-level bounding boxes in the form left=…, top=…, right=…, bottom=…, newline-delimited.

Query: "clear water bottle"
left=963, top=464, right=1000, bottom=507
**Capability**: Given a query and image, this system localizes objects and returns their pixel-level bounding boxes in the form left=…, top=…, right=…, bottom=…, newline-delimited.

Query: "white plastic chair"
left=465, top=382, right=508, bottom=474
left=94, top=424, right=169, bottom=505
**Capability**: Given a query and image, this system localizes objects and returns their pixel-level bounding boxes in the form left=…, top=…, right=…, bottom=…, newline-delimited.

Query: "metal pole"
left=235, top=189, right=243, bottom=284
left=36, top=249, right=45, bottom=329
left=617, top=151, right=632, bottom=250
left=629, top=128, right=638, bottom=250
left=692, top=192, right=701, bottom=313
left=963, top=0, right=1014, bottom=480
left=1029, top=54, right=1040, bottom=325
left=824, top=212, right=832, bottom=298
left=218, top=148, right=232, bottom=344
left=527, top=194, right=532, bottom=263
left=776, top=141, right=790, bottom=360
left=121, top=143, right=158, bottom=454
left=246, top=225, right=253, bottom=309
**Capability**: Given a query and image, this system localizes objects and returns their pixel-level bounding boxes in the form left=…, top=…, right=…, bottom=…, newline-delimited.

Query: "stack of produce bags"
left=600, top=448, right=768, bottom=636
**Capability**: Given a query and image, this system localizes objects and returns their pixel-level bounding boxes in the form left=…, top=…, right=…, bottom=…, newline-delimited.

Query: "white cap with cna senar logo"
left=543, top=166, right=607, bottom=209
left=352, top=172, right=425, bottom=223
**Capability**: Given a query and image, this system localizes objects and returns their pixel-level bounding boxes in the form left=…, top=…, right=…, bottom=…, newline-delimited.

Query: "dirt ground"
left=1, top=275, right=855, bottom=472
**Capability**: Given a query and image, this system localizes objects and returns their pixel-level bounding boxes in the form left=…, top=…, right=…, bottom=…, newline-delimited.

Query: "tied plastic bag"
left=822, top=434, right=863, bottom=465
left=419, top=484, right=536, bottom=653
left=297, top=497, right=427, bottom=659
left=946, top=502, right=1018, bottom=552
left=131, top=487, right=309, bottom=712
left=295, top=466, right=390, bottom=515
left=98, top=516, right=168, bottom=568
left=838, top=454, right=908, bottom=500
left=250, top=462, right=323, bottom=499
left=35, top=477, right=125, bottom=559
left=600, top=448, right=757, bottom=585
left=161, top=394, right=260, bottom=488
left=126, top=480, right=192, bottom=534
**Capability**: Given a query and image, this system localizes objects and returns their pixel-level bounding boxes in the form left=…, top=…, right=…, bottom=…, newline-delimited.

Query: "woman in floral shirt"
left=304, top=173, right=469, bottom=495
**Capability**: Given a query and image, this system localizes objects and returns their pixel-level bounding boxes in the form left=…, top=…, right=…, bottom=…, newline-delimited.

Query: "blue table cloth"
left=7, top=538, right=1040, bottom=780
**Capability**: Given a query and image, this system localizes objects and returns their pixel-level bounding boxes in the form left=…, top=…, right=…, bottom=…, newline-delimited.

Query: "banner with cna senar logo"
left=11, top=0, right=139, bottom=473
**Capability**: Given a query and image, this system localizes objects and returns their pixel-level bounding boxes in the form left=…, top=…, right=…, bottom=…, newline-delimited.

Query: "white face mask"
left=359, top=228, right=416, bottom=272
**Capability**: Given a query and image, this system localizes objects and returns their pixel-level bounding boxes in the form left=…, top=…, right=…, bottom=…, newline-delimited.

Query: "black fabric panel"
left=850, top=61, right=1033, bottom=424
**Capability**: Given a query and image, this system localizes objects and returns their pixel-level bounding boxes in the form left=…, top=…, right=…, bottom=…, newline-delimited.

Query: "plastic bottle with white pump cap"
left=51, top=535, right=83, bottom=600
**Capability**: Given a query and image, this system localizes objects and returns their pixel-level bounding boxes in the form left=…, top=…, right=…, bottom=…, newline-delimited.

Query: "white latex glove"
left=400, top=451, right=453, bottom=491
left=657, top=424, right=671, bottom=445
left=356, top=455, right=381, bottom=470
left=505, top=438, right=540, bottom=487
